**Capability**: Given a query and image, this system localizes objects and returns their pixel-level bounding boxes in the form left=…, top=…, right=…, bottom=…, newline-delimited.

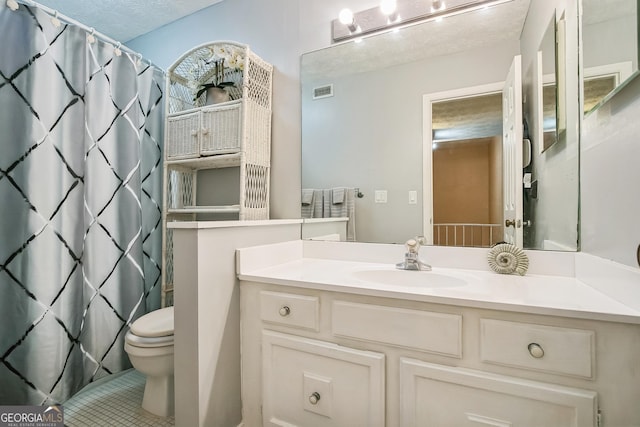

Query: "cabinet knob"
left=201, top=127, right=209, bottom=135
left=190, top=130, right=198, bottom=137
left=528, top=342, right=544, bottom=358
left=308, top=392, right=321, bottom=405
left=279, top=306, right=290, bottom=317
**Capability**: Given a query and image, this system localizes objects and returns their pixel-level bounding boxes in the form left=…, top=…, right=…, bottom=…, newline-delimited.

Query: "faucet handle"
left=406, top=236, right=427, bottom=252
left=406, top=238, right=420, bottom=253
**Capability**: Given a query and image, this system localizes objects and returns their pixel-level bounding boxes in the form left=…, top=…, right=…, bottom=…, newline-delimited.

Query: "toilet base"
left=141, top=374, right=174, bottom=417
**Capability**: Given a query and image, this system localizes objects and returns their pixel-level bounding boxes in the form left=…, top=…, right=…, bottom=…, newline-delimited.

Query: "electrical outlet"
left=374, top=190, right=387, bottom=203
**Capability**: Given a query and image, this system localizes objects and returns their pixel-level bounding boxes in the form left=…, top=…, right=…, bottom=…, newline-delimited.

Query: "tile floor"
left=63, top=369, right=174, bottom=426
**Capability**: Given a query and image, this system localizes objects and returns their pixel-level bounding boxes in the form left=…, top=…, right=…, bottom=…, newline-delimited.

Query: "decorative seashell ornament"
left=487, top=243, right=529, bottom=276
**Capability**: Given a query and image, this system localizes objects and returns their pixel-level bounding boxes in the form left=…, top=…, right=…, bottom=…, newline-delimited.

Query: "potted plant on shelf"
left=195, top=58, right=235, bottom=105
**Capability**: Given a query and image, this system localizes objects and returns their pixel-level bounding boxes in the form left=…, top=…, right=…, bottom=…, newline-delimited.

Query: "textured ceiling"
left=34, top=0, right=223, bottom=42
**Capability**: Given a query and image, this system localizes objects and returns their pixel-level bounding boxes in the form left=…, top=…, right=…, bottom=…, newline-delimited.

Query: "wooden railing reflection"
left=433, top=223, right=502, bottom=248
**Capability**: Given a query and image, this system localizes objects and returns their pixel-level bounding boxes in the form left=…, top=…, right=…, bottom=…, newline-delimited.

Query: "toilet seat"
left=125, top=331, right=174, bottom=348
left=130, top=306, right=174, bottom=337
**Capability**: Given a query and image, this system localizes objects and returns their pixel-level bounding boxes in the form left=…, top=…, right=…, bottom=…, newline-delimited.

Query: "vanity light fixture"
left=332, top=0, right=513, bottom=43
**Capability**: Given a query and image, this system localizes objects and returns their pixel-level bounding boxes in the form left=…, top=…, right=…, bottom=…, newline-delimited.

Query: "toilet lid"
left=130, top=306, right=174, bottom=337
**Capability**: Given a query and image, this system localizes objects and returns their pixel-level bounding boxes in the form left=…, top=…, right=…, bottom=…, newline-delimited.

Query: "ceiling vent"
left=313, top=84, right=334, bottom=100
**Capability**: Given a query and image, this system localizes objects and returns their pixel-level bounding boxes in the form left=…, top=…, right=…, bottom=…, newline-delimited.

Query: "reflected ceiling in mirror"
left=432, top=93, right=502, bottom=142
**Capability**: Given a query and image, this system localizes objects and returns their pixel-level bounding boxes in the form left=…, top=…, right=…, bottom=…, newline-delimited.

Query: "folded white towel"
left=301, top=189, right=314, bottom=206
left=332, top=187, right=345, bottom=204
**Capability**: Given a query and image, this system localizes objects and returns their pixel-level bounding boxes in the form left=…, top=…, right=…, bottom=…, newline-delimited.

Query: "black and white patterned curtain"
left=0, top=2, right=164, bottom=405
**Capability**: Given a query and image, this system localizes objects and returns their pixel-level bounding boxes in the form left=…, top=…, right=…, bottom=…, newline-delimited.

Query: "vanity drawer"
left=480, top=319, right=595, bottom=378
left=332, top=301, right=462, bottom=357
left=260, top=291, right=319, bottom=331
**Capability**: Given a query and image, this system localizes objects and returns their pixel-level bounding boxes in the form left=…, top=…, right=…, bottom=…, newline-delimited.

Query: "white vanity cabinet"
left=240, top=282, right=640, bottom=427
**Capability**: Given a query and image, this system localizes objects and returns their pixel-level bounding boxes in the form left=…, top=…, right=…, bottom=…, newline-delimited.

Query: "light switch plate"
left=374, top=190, right=387, bottom=203
left=409, top=190, right=417, bottom=204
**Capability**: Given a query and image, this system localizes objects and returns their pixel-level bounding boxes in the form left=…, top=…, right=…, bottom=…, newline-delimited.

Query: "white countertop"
left=237, top=241, right=640, bottom=324
left=167, top=219, right=302, bottom=229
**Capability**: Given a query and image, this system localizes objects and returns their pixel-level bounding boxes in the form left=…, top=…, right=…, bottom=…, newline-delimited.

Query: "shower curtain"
left=0, top=3, right=164, bottom=405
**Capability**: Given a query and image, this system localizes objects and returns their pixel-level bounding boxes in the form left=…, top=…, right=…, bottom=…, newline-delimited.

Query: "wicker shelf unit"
left=161, top=41, right=273, bottom=307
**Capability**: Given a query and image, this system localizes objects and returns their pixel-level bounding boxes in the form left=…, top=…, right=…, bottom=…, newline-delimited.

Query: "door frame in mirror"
left=422, top=81, right=505, bottom=245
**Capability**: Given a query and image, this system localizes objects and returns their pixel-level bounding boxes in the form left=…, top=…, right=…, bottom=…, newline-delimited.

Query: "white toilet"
left=124, top=306, right=175, bottom=417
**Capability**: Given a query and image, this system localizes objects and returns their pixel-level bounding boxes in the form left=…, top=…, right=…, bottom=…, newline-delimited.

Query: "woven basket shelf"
left=161, top=41, right=273, bottom=307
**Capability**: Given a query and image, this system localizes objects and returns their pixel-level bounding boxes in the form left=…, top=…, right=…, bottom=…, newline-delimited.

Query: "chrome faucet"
left=396, top=236, right=432, bottom=271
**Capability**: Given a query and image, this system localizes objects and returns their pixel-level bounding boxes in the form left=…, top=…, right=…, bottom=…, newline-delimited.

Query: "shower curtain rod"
left=12, top=0, right=165, bottom=72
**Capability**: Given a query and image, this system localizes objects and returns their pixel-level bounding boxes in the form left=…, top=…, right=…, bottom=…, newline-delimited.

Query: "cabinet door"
left=166, top=111, right=201, bottom=159
left=400, top=358, right=597, bottom=427
left=200, top=102, right=242, bottom=155
left=262, top=330, right=385, bottom=427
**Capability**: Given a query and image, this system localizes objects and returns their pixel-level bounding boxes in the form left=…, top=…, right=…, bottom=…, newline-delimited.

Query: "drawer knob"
left=528, top=342, right=544, bottom=358
left=308, top=392, right=321, bottom=405
left=279, top=306, right=291, bottom=317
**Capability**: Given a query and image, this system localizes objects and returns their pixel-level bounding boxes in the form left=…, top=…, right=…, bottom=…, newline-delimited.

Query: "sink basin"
left=352, top=268, right=466, bottom=288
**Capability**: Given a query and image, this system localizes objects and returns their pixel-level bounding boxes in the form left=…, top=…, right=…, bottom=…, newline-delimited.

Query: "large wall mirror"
left=301, top=0, right=580, bottom=251
left=581, top=0, right=638, bottom=114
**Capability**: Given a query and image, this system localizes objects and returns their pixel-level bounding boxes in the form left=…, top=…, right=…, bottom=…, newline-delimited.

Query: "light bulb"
left=339, top=8, right=354, bottom=25
left=431, top=0, right=446, bottom=12
left=380, top=0, right=397, bottom=16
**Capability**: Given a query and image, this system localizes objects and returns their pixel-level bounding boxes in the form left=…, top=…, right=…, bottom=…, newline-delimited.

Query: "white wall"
left=302, top=41, right=520, bottom=243
left=581, top=74, right=640, bottom=268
